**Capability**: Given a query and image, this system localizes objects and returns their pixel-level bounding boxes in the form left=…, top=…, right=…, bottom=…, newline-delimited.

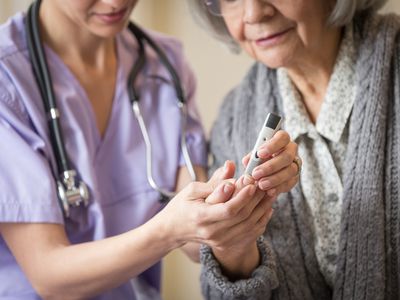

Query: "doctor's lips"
left=255, top=28, right=293, bottom=47
left=95, top=7, right=129, bottom=24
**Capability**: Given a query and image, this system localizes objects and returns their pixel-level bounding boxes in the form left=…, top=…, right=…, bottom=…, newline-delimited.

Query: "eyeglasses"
left=204, top=0, right=241, bottom=17
left=204, top=0, right=269, bottom=17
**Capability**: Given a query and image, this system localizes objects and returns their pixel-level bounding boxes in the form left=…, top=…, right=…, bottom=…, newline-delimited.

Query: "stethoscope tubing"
left=25, top=0, right=198, bottom=213
left=127, top=23, right=198, bottom=200
left=26, top=0, right=71, bottom=173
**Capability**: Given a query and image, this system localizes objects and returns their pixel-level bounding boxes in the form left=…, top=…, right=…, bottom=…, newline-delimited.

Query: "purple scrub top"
left=0, top=13, right=207, bottom=299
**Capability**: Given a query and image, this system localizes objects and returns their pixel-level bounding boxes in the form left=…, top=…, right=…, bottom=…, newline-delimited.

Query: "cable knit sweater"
left=200, top=12, right=400, bottom=300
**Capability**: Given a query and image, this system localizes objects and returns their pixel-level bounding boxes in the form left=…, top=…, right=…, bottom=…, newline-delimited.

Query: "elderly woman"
left=188, top=0, right=400, bottom=299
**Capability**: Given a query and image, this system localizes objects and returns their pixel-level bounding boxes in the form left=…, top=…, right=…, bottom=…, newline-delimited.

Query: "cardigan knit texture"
left=200, top=12, right=400, bottom=300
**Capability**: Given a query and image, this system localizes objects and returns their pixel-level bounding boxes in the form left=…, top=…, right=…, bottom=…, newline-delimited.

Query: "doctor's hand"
left=206, top=164, right=275, bottom=279
left=154, top=162, right=267, bottom=254
left=243, top=130, right=300, bottom=198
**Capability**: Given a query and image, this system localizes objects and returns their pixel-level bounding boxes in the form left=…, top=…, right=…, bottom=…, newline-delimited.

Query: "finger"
left=270, top=175, right=299, bottom=196
left=182, top=181, right=214, bottom=200
left=209, top=189, right=268, bottom=239
left=233, top=188, right=266, bottom=223
left=233, top=175, right=255, bottom=196
left=257, top=161, right=298, bottom=191
left=242, top=153, right=251, bottom=167
left=211, top=197, right=271, bottom=247
left=252, top=143, right=297, bottom=180
left=262, top=193, right=278, bottom=210
left=257, top=192, right=278, bottom=210
left=208, top=160, right=236, bottom=188
left=205, top=184, right=257, bottom=222
left=258, top=161, right=297, bottom=191
left=257, top=130, right=292, bottom=159
left=205, top=181, right=235, bottom=204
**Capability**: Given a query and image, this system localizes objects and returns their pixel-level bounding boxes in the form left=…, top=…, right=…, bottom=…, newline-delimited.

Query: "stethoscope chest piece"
left=26, top=0, right=196, bottom=216
left=57, top=170, right=89, bottom=218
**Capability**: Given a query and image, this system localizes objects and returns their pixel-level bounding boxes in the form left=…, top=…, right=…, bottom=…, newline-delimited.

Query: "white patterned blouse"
left=277, top=24, right=357, bottom=287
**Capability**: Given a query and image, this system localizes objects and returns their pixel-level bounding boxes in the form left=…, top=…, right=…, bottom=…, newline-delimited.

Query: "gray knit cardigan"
left=200, top=12, right=400, bottom=300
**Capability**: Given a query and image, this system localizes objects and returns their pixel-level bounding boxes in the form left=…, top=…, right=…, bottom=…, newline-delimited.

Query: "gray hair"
left=187, top=0, right=389, bottom=53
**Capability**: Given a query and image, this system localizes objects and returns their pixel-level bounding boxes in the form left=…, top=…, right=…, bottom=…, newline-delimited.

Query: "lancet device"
left=245, top=113, right=282, bottom=176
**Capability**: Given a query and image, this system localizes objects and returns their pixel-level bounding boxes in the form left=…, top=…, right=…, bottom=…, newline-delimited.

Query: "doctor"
left=0, top=0, right=299, bottom=299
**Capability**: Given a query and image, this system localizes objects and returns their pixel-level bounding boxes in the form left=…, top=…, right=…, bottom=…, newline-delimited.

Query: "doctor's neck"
left=39, top=0, right=118, bottom=70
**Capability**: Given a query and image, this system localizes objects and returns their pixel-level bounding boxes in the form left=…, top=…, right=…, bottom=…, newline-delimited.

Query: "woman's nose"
left=243, top=0, right=275, bottom=24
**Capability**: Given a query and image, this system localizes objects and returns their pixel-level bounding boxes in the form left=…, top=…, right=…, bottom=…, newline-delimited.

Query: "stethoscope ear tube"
left=26, top=1, right=198, bottom=211
left=26, top=0, right=90, bottom=217
left=27, top=0, right=71, bottom=173
left=128, top=23, right=186, bottom=105
left=128, top=23, right=197, bottom=202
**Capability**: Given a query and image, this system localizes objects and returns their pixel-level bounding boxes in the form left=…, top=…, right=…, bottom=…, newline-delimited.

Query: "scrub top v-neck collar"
left=43, top=37, right=124, bottom=155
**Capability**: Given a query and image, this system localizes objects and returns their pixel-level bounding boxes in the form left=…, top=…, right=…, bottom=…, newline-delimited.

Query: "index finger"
left=203, top=184, right=258, bottom=222
left=257, top=130, right=291, bottom=159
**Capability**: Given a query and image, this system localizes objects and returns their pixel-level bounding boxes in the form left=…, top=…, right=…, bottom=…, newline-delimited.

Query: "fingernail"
left=223, top=182, right=233, bottom=194
left=259, top=179, right=271, bottom=190
left=223, top=161, right=228, bottom=172
left=258, top=148, right=269, bottom=157
left=243, top=174, right=254, bottom=185
left=252, top=169, right=264, bottom=180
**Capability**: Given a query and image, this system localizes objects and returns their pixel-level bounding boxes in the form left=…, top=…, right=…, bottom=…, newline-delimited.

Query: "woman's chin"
left=251, top=43, right=296, bottom=70
left=257, top=57, right=291, bottom=70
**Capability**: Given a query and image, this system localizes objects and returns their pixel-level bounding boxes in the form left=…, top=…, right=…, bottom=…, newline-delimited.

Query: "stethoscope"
left=25, top=0, right=197, bottom=217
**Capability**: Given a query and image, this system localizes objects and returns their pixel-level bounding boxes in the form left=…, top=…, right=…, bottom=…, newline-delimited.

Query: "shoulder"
left=0, top=12, right=28, bottom=60
left=353, top=12, right=400, bottom=45
left=0, top=12, right=31, bottom=117
left=0, top=14, right=32, bottom=125
left=218, top=62, right=278, bottom=114
left=212, top=62, right=278, bottom=138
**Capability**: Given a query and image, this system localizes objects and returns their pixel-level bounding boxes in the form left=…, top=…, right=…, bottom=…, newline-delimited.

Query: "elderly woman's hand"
left=210, top=176, right=274, bottom=279
left=243, top=130, right=301, bottom=198
left=204, top=162, right=274, bottom=279
left=155, top=162, right=266, bottom=254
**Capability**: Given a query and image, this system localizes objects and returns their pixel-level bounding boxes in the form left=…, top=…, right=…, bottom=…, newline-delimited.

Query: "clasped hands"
left=159, top=131, right=299, bottom=278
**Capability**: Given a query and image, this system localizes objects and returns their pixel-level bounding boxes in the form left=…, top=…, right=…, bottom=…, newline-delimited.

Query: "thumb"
left=242, top=152, right=251, bottom=168
left=208, top=160, right=236, bottom=189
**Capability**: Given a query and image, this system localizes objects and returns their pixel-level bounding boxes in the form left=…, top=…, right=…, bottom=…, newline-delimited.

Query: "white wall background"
left=1, top=1, right=399, bottom=299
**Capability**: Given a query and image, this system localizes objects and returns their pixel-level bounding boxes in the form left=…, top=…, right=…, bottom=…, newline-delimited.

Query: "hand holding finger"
left=212, top=196, right=273, bottom=249
left=205, top=188, right=270, bottom=246
left=205, top=181, right=235, bottom=204
left=232, top=174, right=255, bottom=196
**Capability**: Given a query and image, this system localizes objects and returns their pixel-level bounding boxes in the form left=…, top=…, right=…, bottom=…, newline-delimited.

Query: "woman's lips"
left=95, top=8, right=128, bottom=24
left=255, top=28, right=293, bottom=47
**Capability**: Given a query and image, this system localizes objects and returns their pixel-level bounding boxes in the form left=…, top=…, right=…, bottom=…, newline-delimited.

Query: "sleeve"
left=177, top=47, right=207, bottom=168
left=200, top=236, right=279, bottom=300
left=0, top=77, right=64, bottom=224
